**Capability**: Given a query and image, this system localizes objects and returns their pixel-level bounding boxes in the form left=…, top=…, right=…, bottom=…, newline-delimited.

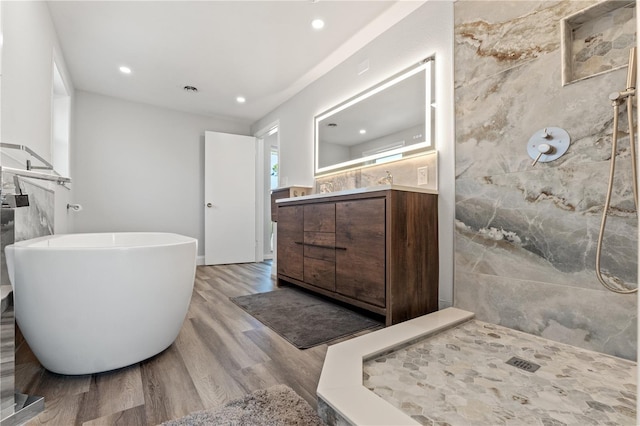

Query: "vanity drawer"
left=304, top=204, right=335, bottom=232
left=303, top=232, right=335, bottom=261
left=303, top=257, right=336, bottom=291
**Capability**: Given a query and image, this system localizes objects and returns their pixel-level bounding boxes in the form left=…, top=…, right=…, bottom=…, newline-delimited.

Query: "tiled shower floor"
left=363, top=319, right=637, bottom=425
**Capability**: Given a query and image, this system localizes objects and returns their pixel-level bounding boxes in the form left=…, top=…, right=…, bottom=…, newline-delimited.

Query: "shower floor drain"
left=506, top=356, right=541, bottom=373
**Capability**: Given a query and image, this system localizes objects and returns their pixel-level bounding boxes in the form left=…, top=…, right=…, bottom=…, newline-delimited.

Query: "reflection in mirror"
left=315, top=58, right=434, bottom=175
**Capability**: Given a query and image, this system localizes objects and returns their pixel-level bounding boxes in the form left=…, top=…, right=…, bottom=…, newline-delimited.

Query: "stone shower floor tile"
left=363, top=319, right=637, bottom=425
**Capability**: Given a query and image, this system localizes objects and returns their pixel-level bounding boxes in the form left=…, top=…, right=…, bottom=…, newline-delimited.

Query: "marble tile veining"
left=454, top=1, right=598, bottom=89
left=454, top=0, right=637, bottom=361
left=363, top=319, right=637, bottom=425
left=14, top=178, right=54, bottom=242
left=454, top=270, right=637, bottom=361
left=315, top=152, right=437, bottom=193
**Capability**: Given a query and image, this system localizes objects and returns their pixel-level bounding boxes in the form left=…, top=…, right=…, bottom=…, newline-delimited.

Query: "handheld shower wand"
left=627, top=47, right=637, bottom=92
left=596, top=47, right=637, bottom=294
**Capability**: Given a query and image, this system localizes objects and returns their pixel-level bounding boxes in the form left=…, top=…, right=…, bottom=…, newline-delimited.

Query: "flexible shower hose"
left=595, top=95, right=638, bottom=294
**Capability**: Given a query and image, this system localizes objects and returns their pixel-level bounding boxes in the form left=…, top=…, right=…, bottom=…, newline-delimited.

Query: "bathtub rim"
left=6, top=232, right=197, bottom=250
left=317, top=307, right=475, bottom=426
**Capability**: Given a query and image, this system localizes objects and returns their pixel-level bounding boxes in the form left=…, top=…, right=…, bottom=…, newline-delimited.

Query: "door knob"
left=206, top=203, right=213, bottom=208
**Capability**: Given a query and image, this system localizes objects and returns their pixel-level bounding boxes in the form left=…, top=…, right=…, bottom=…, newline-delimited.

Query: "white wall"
left=72, top=91, right=251, bottom=259
left=319, top=142, right=350, bottom=168
left=251, top=2, right=456, bottom=307
left=1, top=1, right=75, bottom=234
left=2, top=2, right=74, bottom=162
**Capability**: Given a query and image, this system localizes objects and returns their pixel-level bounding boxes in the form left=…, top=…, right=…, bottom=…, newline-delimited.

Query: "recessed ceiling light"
left=311, top=19, right=325, bottom=30
left=119, top=66, right=132, bottom=74
left=236, top=96, right=246, bottom=104
left=359, top=129, right=367, bottom=134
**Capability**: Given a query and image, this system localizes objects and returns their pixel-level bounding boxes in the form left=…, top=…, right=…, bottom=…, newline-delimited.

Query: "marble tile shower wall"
left=0, top=175, right=54, bottom=246
left=454, top=1, right=637, bottom=360
left=13, top=178, right=54, bottom=241
left=0, top=175, right=54, bottom=294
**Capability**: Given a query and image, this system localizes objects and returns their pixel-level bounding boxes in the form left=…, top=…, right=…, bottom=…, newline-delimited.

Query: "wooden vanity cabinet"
left=276, top=189, right=438, bottom=326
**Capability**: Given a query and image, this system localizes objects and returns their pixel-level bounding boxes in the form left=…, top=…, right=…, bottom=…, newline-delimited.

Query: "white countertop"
left=275, top=184, right=437, bottom=203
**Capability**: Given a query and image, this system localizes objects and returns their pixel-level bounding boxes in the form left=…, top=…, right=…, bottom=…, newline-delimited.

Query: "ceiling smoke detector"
left=183, top=85, right=198, bottom=92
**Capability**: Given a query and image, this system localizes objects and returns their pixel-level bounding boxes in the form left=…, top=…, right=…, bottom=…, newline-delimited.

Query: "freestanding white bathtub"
left=5, top=232, right=197, bottom=375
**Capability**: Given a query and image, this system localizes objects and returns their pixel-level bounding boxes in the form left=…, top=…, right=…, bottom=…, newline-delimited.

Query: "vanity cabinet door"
left=304, top=203, right=335, bottom=232
left=335, top=198, right=386, bottom=307
left=277, top=205, right=304, bottom=281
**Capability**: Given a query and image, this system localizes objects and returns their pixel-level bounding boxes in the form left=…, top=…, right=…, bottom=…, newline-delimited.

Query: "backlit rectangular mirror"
left=315, top=57, right=435, bottom=175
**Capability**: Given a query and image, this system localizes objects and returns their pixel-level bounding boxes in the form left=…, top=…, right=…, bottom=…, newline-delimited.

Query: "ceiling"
left=47, top=1, right=424, bottom=125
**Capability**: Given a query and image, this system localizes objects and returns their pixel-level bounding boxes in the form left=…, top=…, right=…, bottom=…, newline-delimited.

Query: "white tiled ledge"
left=276, top=184, right=438, bottom=204
left=317, top=307, right=475, bottom=426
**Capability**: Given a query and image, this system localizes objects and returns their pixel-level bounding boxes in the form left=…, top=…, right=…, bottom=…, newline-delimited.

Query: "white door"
left=204, top=131, right=257, bottom=265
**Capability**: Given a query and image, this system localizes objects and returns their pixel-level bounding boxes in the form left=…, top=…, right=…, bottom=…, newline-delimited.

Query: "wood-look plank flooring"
left=14, top=262, right=372, bottom=425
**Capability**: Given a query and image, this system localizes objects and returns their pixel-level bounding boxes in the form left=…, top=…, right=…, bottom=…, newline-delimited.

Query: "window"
left=52, top=60, right=70, bottom=177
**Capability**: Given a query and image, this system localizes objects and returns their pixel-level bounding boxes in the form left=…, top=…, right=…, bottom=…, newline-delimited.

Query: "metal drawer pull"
left=294, top=241, right=347, bottom=250
left=303, top=242, right=336, bottom=250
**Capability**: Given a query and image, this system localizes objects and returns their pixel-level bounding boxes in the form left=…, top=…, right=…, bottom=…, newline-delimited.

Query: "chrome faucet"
left=378, top=171, right=393, bottom=185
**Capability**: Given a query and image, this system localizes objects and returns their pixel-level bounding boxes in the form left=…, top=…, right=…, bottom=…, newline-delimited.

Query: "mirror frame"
left=314, top=57, right=434, bottom=176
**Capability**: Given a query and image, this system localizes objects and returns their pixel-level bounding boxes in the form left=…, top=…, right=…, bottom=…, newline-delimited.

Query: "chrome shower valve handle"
left=527, top=127, right=570, bottom=166
left=531, top=143, right=553, bottom=166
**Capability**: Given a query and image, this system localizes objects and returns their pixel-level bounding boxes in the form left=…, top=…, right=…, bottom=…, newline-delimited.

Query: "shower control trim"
left=609, top=89, right=635, bottom=105
left=527, top=127, right=570, bottom=166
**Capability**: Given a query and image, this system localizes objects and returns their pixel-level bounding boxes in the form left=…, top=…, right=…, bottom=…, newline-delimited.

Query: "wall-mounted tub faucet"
left=8, top=176, right=29, bottom=208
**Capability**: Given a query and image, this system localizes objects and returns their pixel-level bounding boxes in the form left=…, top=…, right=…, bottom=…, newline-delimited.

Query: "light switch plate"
left=417, top=166, right=428, bottom=185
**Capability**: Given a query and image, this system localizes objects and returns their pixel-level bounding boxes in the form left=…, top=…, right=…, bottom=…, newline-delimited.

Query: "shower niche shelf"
left=561, top=0, right=636, bottom=86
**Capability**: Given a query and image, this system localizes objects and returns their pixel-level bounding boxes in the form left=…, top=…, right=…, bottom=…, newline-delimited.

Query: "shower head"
left=626, top=47, right=636, bottom=91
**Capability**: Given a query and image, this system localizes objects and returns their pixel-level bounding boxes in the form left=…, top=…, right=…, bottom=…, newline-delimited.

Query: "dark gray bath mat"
left=230, top=287, right=382, bottom=349
left=161, top=384, right=324, bottom=426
